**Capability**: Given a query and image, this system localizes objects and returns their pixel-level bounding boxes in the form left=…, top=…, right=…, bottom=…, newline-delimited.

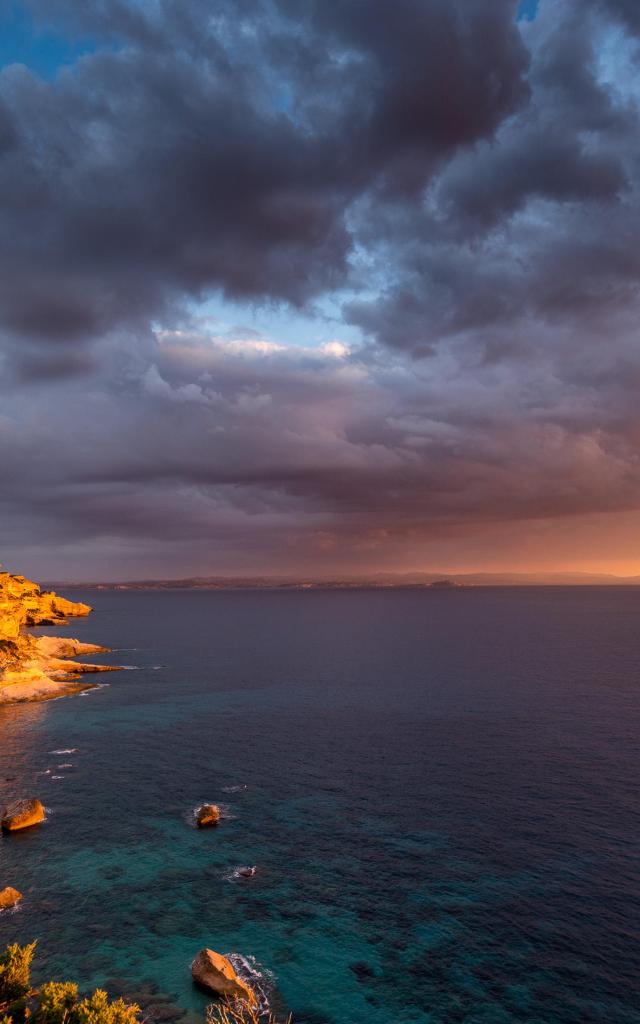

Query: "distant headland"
left=46, top=571, right=640, bottom=590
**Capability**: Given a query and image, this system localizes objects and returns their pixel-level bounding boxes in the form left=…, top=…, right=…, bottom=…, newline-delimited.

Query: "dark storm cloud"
left=3, top=323, right=640, bottom=572
left=0, top=47, right=348, bottom=354
left=274, top=0, right=528, bottom=192
left=592, top=0, right=640, bottom=32
left=4, top=0, right=640, bottom=576
left=0, top=0, right=527, bottom=374
left=345, top=0, right=640, bottom=354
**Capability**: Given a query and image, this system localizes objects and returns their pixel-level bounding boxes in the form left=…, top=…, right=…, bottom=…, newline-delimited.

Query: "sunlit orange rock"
left=0, top=570, right=121, bottom=704
left=26, top=591, right=91, bottom=626
left=196, top=804, right=221, bottom=828
left=35, top=637, right=108, bottom=658
left=191, top=949, right=256, bottom=1005
left=0, top=886, right=23, bottom=909
left=1, top=798, right=46, bottom=832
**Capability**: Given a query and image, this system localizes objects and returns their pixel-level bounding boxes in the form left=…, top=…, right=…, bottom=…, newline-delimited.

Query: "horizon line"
left=36, top=569, right=640, bottom=588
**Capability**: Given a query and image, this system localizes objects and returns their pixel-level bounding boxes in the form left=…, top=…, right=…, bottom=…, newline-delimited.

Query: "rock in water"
left=196, top=804, right=221, bottom=828
left=1, top=798, right=46, bottom=832
left=191, top=949, right=256, bottom=1006
left=0, top=887, right=22, bottom=909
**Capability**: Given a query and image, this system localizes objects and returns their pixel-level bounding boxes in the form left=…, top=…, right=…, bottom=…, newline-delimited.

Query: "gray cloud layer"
left=2, top=0, right=640, bottom=577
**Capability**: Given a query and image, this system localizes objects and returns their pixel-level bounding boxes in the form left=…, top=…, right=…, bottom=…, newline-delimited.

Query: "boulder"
left=1, top=798, right=46, bottom=832
left=191, top=949, right=255, bottom=1006
left=0, top=886, right=22, bottom=909
left=196, top=804, right=221, bottom=828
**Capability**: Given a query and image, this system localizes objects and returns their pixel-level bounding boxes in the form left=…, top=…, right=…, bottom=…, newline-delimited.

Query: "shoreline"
left=0, top=674, right=108, bottom=705
left=0, top=572, right=123, bottom=705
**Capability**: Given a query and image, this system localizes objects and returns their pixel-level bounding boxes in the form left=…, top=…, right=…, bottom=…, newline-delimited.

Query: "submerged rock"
left=191, top=949, right=256, bottom=1006
left=0, top=886, right=22, bottom=909
left=196, top=804, right=221, bottom=828
left=1, top=797, right=46, bottom=832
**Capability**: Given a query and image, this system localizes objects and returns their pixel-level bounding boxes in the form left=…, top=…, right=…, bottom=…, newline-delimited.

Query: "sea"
left=0, top=588, right=638, bottom=1024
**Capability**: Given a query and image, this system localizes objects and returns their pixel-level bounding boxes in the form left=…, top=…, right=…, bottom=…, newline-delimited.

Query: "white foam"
left=78, top=683, right=110, bottom=695
left=0, top=903, right=22, bottom=917
left=51, top=749, right=77, bottom=754
left=225, top=953, right=275, bottom=1015
left=225, top=865, right=257, bottom=882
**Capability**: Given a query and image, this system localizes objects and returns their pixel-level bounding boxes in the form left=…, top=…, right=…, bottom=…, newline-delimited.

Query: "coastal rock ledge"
left=0, top=570, right=122, bottom=704
left=1, top=797, right=45, bottom=832
left=191, top=948, right=256, bottom=1006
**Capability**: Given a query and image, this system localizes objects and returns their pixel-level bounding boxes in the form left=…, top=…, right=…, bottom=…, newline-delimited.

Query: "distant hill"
left=46, top=571, right=640, bottom=589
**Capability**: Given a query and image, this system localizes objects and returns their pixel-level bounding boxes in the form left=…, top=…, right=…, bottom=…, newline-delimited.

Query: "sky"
left=2, top=0, right=640, bottom=581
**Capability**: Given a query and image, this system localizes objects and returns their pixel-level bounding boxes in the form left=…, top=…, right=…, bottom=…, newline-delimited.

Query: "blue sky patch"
left=0, top=1, right=97, bottom=77
left=517, top=0, right=539, bottom=20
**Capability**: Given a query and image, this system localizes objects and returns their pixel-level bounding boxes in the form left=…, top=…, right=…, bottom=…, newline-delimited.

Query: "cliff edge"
left=0, top=572, right=120, bottom=703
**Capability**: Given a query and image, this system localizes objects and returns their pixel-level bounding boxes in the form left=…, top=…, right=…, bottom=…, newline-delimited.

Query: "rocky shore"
left=0, top=569, right=279, bottom=1021
left=0, top=572, right=121, bottom=704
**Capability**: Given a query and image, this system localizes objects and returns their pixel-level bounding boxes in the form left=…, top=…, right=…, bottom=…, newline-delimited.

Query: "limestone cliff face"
left=0, top=571, right=120, bottom=703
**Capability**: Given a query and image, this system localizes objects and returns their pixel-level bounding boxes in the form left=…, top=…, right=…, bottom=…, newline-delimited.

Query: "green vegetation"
left=73, top=989, right=140, bottom=1024
left=37, top=982, right=79, bottom=1024
left=0, top=945, right=140, bottom=1024
left=0, top=943, right=37, bottom=1003
left=1, top=944, right=292, bottom=1024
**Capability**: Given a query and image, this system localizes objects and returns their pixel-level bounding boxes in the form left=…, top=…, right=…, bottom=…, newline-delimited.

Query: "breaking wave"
left=225, top=954, right=275, bottom=1017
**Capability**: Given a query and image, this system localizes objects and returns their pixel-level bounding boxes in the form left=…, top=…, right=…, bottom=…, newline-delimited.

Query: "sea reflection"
left=0, top=702, right=49, bottom=795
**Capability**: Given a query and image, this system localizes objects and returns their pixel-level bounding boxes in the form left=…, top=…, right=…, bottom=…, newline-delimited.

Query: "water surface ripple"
left=0, top=588, right=638, bottom=1023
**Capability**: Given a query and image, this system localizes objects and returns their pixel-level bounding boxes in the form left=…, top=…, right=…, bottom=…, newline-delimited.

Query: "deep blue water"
left=0, top=588, right=639, bottom=1024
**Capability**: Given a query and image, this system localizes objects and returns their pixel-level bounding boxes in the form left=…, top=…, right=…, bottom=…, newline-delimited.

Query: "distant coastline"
left=44, top=571, right=640, bottom=590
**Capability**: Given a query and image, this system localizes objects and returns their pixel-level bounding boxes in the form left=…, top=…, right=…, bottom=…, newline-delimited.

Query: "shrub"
left=206, top=1000, right=291, bottom=1024
left=0, top=947, right=140, bottom=1024
left=0, top=943, right=37, bottom=1003
left=37, top=982, right=79, bottom=1024
left=74, top=990, right=140, bottom=1024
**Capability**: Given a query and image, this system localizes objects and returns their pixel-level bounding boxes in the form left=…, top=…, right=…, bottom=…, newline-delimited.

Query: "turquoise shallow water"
left=0, top=588, right=639, bottom=1023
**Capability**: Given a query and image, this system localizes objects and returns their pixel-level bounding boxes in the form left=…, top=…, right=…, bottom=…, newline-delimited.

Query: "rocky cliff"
left=0, top=572, right=120, bottom=703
